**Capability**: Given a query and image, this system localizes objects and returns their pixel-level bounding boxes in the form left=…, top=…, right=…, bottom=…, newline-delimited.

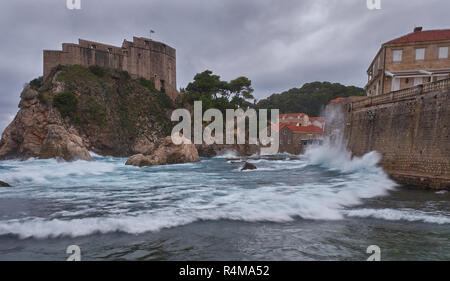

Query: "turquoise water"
left=0, top=144, right=448, bottom=261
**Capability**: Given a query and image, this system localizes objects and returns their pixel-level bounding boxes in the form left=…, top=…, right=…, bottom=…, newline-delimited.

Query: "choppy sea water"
left=0, top=143, right=448, bottom=261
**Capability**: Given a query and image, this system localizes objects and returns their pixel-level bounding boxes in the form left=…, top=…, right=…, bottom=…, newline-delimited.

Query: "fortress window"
left=138, top=53, right=142, bottom=59
left=90, top=44, right=97, bottom=49
left=122, top=50, right=128, bottom=55
left=108, top=48, right=113, bottom=53
left=392, top=50, right=402, bottom=62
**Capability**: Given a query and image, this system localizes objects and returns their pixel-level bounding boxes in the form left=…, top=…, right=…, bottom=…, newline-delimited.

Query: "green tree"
left=228, top=76, right=255, bottom=108
left=184, top=70, right=256, bottom=112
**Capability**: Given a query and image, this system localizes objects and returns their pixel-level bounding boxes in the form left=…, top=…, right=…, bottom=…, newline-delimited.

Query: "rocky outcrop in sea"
left=0, top=65, right=175, bottom=161
left=125, top=136, right=199, bottom=167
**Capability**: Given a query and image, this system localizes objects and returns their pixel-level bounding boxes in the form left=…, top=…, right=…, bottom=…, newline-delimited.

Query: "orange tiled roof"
left=279, top=113, right=306, bottom=117
left=310, top=117, right=325, bottom=123
left=284, top=123, right=324, bottom=133
left=271, top=122, right=324, bottom=134
left=385, top=29, right=450, bottom=45
left=329, top=97, right=346, bottom=103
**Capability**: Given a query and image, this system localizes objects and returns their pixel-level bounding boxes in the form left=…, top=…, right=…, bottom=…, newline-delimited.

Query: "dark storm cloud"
left=1, top=0, right=449, bottom=132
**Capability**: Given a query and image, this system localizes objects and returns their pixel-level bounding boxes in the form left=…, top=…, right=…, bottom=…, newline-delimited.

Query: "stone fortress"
left=43, top=36, right=178, bottom=99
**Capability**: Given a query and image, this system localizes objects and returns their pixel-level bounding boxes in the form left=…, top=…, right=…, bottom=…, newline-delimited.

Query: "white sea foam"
left=304, top=134, right=382, bottom=174
left=345, top=208, right=450, bottom=224
left=89, top=151, right=105, bottom=158
left=2, top=127, right=446, bottom=240
left=0, top=158, right=117, bottom=185
left=435, top=190, right=448, bottom=195
left=214, top=150, right=238, bottom=158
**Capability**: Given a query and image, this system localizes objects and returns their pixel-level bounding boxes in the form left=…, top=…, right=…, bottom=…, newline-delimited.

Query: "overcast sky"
left=0, top=0, right=448, bottom=132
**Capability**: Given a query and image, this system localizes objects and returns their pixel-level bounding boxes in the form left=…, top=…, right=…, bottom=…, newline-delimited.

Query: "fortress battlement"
left=43, top=36, right=177, bottom=98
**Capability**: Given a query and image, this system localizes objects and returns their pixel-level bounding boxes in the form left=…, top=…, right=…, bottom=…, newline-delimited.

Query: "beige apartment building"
left=366, top=27, right=450, bottom=96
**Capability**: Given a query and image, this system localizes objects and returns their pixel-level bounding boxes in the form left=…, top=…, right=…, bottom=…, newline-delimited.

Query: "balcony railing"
left=352, top=78, right=450, bottom=110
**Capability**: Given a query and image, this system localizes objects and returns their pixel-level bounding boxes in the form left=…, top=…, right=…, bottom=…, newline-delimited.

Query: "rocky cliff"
left=0, top=65, right=174, bottom=161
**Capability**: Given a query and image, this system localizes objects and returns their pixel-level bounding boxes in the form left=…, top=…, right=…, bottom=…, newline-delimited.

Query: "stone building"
left=43, top=36, right=178, bottom=99
left=366, top=27, right=450, bottom=96
left=275, top=113, right=325, bottom=154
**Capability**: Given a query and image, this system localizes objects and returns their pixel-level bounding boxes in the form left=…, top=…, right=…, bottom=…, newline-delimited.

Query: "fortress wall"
left=332, top=84, right=450, bottom=189
left=43, top=50, right=62, bottom=78
left=43, top=37, right=177, bottom=95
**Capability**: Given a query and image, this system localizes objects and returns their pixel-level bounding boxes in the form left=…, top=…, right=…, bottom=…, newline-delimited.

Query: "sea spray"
left=0, top=114, right=429, bottom=240
left=0, top=156, right=400, bottom=239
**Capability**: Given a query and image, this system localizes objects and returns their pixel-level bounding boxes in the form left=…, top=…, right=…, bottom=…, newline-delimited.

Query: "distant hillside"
left=257, top=82, right=365, bottom=116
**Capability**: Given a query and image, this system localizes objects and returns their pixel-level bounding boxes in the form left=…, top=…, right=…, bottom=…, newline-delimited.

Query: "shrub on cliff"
left=53, top=92, right=78, bottom=119
left=89, top=65, right=106, bottom=77
left=29, top=77, right=43, bottom=90
left=139, top=78, right=157, bottom=92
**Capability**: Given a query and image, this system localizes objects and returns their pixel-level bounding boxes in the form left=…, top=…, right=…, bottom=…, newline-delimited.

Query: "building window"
left=439, top=47, right=449, bottom=59
left=108, top=48, right=113, bottom=53
left=415, top=48, right=425, bottom=61
left=287, top=138, right=291, bottom=144
left=392, top=50, right=402, bottom=62
left=413, top=77, right=422, bottom=86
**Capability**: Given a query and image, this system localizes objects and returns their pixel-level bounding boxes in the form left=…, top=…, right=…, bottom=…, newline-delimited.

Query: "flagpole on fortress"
left=150, top=29, right=155, bottom=39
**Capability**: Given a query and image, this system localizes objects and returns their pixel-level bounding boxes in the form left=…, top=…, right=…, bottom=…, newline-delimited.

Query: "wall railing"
left=351, top=78, right=450, bottom=110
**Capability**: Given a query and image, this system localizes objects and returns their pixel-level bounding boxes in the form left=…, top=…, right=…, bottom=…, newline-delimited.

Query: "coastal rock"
left=39, top=125, right=93, bottom=161
left=241, top=161, right=257, bottom=171
left=196, top=143, right=260, bottom=158
left=20, top=85, right=38, bottom=100
left=196, top=144, right=218, bottom=157
left=0, top=180, right=11, bottom=187
left=126, top=136, right=200, bottom=167
left=0, top=65, right=174, bottom=161
left=0, top=86, right=92, bottom=161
